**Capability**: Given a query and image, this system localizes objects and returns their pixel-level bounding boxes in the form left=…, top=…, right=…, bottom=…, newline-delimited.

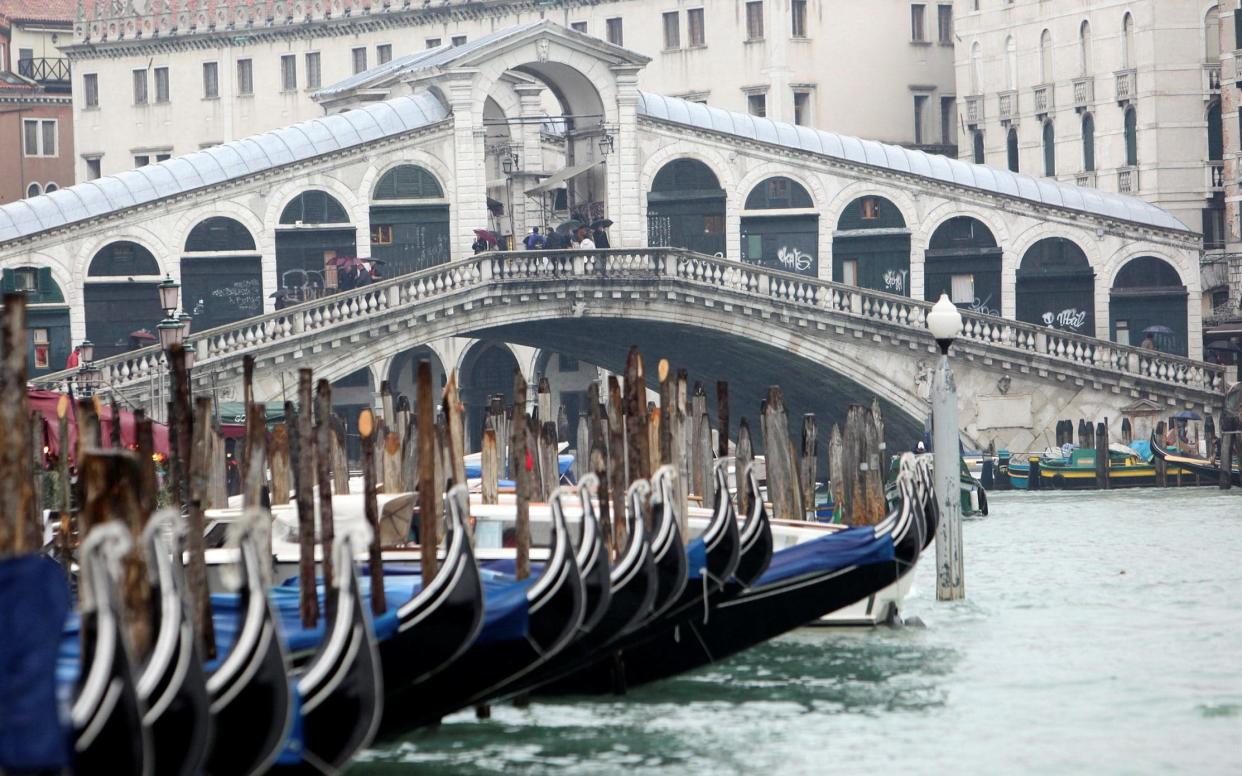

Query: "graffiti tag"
left=883, top=269, right=908, bottom=293
left=1041, top=307, right=1088, bottom=331
left=967, top=294, right=999, bottom=317
left=776, top=246, right=813, bottom=272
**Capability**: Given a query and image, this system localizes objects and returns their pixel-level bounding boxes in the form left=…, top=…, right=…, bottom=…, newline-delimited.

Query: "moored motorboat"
left=1150, top=432, right=1242, bottom=486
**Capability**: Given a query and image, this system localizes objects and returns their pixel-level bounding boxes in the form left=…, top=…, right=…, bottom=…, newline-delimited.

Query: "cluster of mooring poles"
left=0, top=288, right=972, bottom=775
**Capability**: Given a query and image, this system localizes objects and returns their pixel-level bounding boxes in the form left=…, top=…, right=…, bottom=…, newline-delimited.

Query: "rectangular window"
left=34, top=335, right=50, bottom=369
left=426, top=37, right=441, bottom=48
left=746, top=1, right=764, bottom=40
left=202, top=62, right=218, bottom=99
left=950, top=273, right=975, bottom=304
left=941, top=96, right=956, bottom=144
left=913, top=94, right=928, bottom=144
left=571, top=21, right=587, bottom=33
left=606, top=17, right=623, bottom=45
left=22, top=119, right=56, bottom=156
left=861, top=197, right=880, bottom=220
left=377, top=44, right=392, bottom=64
left=84, top=73, right=99, bottom=107
left=688, top=8, right=705, bottom=46
left=281, top=54, right=296, bottom=91
left=134, top=154, right=150, bottom=167
left=842, top=259, right=859, bottom=286
left=663, top=12, right=680, bottom=49
left=153, top=67, right=169, bottom=102
left=155, top=153, right=171, bottom=162
left=237, top=58, right=253, bottom=95
left=746, top=234, right=763, bottom=257
left=451, top=35, right=467, bottom=46
left=15, top=269, right=37, bottom=292
left=305, top=52, right=321, bottom=89
left=911, top=4, right=926, bottom=42
left=791, top=0, right=807, bottom=38
left=1114, top=319, right=1130, bottom=346
left=937, top=4, right=953, bottom=44
left=86, top=157, right=101, bottom=180
left=371, top=224, right=394, bottom=244
left=747, top=92, right=766, bottom=117
left=793, top=90, right=809, bottom=125
left=352, top=47, right=367, bottom=74
left=133, top=68, right=148, bottom=105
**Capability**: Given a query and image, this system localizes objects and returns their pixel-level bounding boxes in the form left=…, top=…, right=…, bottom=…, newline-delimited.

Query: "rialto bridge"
left=0, top=21, right=1226, bottom=452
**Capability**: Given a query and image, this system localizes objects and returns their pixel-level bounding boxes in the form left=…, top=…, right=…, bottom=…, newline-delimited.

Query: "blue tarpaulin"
left=753, top=526, right=895, bottom=587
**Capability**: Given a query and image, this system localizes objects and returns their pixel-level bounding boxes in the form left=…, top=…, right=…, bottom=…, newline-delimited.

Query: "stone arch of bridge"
left=638, top=142, right=740, bottom=256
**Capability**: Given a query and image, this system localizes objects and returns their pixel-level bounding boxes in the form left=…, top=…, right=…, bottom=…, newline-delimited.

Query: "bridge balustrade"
left=32, top=249, right=1226, bottom=399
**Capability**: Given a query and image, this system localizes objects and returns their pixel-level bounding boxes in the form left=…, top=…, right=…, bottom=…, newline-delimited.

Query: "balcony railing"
left=1207, top=160, right=1225, bottom=192
left=965, top=94, right=984, bottom=126
left=997, top=89, right=1018, bottom=123
left=1204, top=63, right=1221, bottom=94
left=1075, top=171, right=1096, bottom=188
left=1033, top=83, right=1054, bottom=116
left=1071, top=76, right=1094, bottom=110
left=16, top=57, right=70, bottom=83
left=1118, top=165, right=1139, bottom=193
left=1115, top=68, right=1137, bottom=104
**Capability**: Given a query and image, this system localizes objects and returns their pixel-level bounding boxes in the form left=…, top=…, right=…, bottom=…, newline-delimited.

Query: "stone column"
left=444, top=69, right=488, bottom=261
left=514, top=82, right=546, bottom=239
left=610, top=65, right=643, bottom=249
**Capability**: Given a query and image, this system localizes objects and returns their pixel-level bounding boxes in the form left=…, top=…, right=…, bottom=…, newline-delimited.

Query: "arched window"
left=1078, top=20, right=1092, bottom=76
left=1039, top=29, right=1053, bottom=83
left=44, top=182, right=58, bottom=193
left=1205, top=5, right=1220, bottom=62
left=835, top=195, right=909, bottom=294
left=1122, top=13, right=1135, bottom=68
left=1042, top=120, right=1056, bottom=177
left=84, top=241, right=164, bottom=359
left=25, top=182, right=40, bottom=198
left=648, top=158, right=727, bottom=258
left=744, top=176, right=813, bottom=209
left=183, top=217, right=262, bottom=328
left=1081, top=113, right=1095, bottom=172
left=741, top=176, right=818, bottom=275
left=372, top=164, right=444, bottom=200
left=1124, top=106, right=1138, bottom=166
left=87, top=241, right=160, bottom=276
left=1007, top=126, right=1020, bottom=172
left=972, top=130, right=985, bottom=164
left=1005, top=36, right=1017, bottom=91
left=1208, top=100, right=1223, bottom=161
left=185, top=216, right=257, bottom=252
left=1110, top=256, right=1188, bottom=355
left=970, top=41, right=982, bottom=93
left=279, top=191, right=350, bottom=224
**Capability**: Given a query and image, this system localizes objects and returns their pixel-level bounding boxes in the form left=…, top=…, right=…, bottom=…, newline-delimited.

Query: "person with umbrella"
left=591, top=218, right=613, bottom=249
left=577, top=225, right=595, bottom=250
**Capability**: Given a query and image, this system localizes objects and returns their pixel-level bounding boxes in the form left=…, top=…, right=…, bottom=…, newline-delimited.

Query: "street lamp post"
left=75, top=338, right=98, bottom=397
left=501, top=148, right=520, bottom=249
left=927, top=293, right=965, bottom=601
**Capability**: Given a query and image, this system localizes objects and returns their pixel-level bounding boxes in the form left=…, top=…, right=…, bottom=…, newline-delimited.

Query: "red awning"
left=28, top=389, right=171, bottom=464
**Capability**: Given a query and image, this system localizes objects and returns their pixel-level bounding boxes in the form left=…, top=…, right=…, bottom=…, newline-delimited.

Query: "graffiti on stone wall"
left=883, top=269, right=908, bottom=293
left=967, top=294, right=999, bottom=317
left=1040, top=307, right=1088, bottom=331
left=777, top=246, right=813, bottom=272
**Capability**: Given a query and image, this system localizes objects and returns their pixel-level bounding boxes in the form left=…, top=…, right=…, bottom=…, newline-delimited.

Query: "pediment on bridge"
left=1119, top=397, right=1164, bottom=416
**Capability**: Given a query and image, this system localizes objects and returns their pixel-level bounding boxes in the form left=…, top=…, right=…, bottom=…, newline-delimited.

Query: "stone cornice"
left=637, top=116, right=1200, bottom=249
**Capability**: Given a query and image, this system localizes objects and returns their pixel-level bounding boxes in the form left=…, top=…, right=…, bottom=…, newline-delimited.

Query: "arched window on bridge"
left=276, top=190, right=356, bottom=302
left=370, top=165, right=450, bottom=277
left=1110, top=256, right=1188, bottom=356
left=740, top=176, right=818, bottom=277
left=460, top=343, right=521, bottom=451
left=1, top=266, right=68, bottom=376
left=182, top=217, right=263, bottom=331
left=833, top=195, right=910, bottom=295
left=647, top=159, right=726, bottom=257
left=1016, top=238, right=1094, bottom=335
left=924, top=217, right=1002, bottom=316
left=84, top=241, right=165, bottom=359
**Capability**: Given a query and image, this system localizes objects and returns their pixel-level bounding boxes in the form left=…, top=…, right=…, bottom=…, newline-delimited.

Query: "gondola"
left=136, top=511, right=212, bottom=776
left=377, top=482, right=586, bottom=732
left=205, top=509, right=293, bottom=776
left=1150, top=431, right=1242, bottom=486
left=71, top=523, right=151, bottom=776
left=729, top=463, right=775, bottom=590
left=578, top=457, right=928, bottom=691
left=644, top=469, right=689, bottom=621
left=278, top=531, right=383, bottom=774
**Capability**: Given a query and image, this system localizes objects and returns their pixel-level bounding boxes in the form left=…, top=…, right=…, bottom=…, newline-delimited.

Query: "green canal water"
left=354, top=488, right=1242, bottom=775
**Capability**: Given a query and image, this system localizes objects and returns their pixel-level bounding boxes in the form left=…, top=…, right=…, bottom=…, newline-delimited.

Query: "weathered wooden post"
left=658, top=360, right=673, bottom=467
left=314, top=380, right=337, bottom=616
left=696, top=412, right=713, bottom=507
left=762, top=386, right=795, bottom=521
left=1121, top=417, right=1133, bottom=445
left=1219, top=409, right=1234, bottom=491
left=169, top=344, right=193, bottom=508
left=575, top=409, right=590, bottom=480
left=537, top=376, right=552, bottom=425
left=295, top=370, right=319, bottom=627
left=717, top=381, right=730, bottom=459
left=828, top=424, right=844, bottom=521
left=108, top=398, right=123, bottom=449
left=269, top=422, right=291, bottom=506
left=800, top=414, right=818, bottom=520
left=606, top=377, right=627, bottom=552
left=0, top=293, right=37, bottom=554
left=675, top=370, right=690, bottom=521
left=359, top=409, right=385, bottom=614
left=689, top=382, right=707, bottom=498
left=927, top=294, right=965, bottom=600
left=623, top=346, right=651, bottom=486
left=1205, top=414, right=1217, bottom=462
left=540, top=421, right=559, bottom=498
left=331, top=414, right=350, bottom=495
left=736, top=418, right=754, bottom=517
left=481, top=416, right=500, bottom=505
left=57, top=395, right=73, bottom=515
left=1094, top=420, right=1109, bottom=490
left=557, top=405, right=569, bottom=449
left=511, top=371, right=532, bottom=581
left=416, top=361, right=438, bottom=582
left=587, top=382, right=613, bottom=559
left=189, top=397, right=216, bottom=657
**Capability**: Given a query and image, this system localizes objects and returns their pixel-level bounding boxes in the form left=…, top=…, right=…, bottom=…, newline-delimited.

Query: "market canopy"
left=28, top=389, right=170, bottom=463
left=524, top=160, right=604, bottom=196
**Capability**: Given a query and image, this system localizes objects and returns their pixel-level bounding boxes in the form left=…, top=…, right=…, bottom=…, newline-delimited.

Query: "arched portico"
left=833, top=194, right=911, bottom=295
left=84, top=240, right=165, bottom=359
left=647, top=158, right=727, bottom=256
left=1015, top=237, right=1094, bottom=335
left=924, top=216, right=1003, bottom=316
left=182, top=216, right=263, bottom=330
left=1109, top=256, right=1189, bottom=356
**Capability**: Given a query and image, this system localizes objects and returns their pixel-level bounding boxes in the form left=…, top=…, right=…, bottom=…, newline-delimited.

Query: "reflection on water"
left=354, top=489, right=1242, bottom=775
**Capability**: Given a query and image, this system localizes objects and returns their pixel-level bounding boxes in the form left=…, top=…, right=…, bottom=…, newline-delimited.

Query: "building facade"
left=0, top=0, right=75, bottom=204
left=64, top=0, right=957, bottom=183
left=953, top=0, right=1242, bottom=348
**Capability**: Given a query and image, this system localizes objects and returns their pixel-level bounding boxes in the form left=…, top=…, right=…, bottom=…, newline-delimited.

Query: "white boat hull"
left=811, top=569, right=915, bottom=626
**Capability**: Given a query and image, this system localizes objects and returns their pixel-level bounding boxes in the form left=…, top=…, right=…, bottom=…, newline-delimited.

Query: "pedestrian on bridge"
left=523, top=227, right=545, bottom=250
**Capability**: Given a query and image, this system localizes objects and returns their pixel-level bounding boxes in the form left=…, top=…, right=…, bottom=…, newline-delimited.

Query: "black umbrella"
left=1142, top=324, right=1175, bottom=335
left=1206, top=340, right=1242, bottom=353
left=1172, top=410, right=1202, bottom=421
left=590, top=218, right=614, bottom=229
left=556, top=219, right=582, bottom=234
